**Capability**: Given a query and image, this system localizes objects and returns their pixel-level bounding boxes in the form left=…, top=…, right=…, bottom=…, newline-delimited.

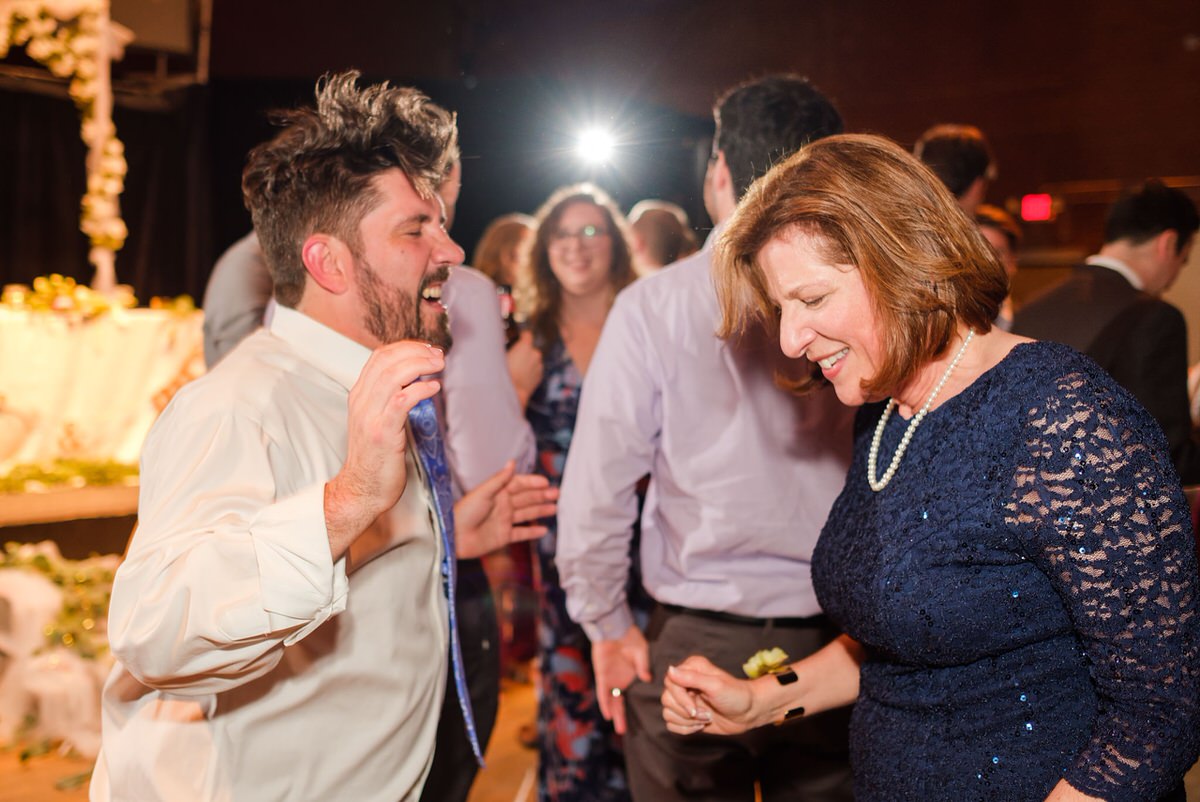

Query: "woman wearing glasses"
left=524, top=184, right=650, bottom=801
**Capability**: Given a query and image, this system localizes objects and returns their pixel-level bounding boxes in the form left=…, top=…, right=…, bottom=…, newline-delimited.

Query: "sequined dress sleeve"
left=811, top=340, right=1200, bottom=802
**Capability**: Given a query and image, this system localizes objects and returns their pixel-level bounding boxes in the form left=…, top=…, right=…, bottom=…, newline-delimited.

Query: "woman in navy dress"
left=661, top=135, right=1200, bottom=802
left=523, top=184, right=651, bottom=801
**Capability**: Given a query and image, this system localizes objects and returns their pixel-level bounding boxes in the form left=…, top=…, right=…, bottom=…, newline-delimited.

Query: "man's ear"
left=301, top=234, right=352, bottom=294
left=710, top=150, right=733, bottom=197
left=706, top=150, right=738, bottom=221
left=961, top=176, right=988, bottom=211
left=1153, top=229, right=1179, bottom=263
left=630, top=228, right=647, bottom=256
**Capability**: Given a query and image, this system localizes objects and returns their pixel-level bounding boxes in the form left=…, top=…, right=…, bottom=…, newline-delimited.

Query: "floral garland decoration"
left=0, top=1, right=127, bottom=290
left=0, top=541, right=116, bottom=775
left=0, top=541, right=116, bottom=661
left=0, top=456, right=138, bottom=493
left=1, top=272, right=134, bottom=315
left=1, top=273, right=196, bottom=316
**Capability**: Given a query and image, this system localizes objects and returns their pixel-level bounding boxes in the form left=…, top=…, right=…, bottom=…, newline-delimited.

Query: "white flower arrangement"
left=1, top=0, right=128, bottom=289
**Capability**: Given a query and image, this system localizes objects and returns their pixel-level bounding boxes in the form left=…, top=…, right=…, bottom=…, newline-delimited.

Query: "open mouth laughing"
left=419, top=268, right=451, bottom=308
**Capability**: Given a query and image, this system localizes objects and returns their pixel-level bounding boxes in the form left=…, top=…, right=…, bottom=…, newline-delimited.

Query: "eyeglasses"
left=549, top=224, right=610, bottom=248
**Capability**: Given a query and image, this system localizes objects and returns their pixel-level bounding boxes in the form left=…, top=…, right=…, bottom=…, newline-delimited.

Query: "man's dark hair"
left=713, top=74, right=843, bottom=201
left=913, top=124, right=995, bottom=199
left=1104, top=179, right=1199, bottom=254
left=241, top=70, right=459, bottom=307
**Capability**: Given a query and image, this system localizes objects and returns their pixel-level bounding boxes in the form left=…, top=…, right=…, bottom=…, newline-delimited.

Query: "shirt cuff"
left=580, top=604, right=636, bottom=643
left=249, top=483, right=349, bottom=643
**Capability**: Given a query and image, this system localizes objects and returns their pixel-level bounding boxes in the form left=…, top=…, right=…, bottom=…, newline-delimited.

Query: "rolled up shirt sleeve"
left=108, top=404, right=349, bottom=696
left=557, top=291, right=661, bottom=642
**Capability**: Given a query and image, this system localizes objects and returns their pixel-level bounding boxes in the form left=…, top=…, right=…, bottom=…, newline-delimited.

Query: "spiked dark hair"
left=242, top=70, right=459, bottom=307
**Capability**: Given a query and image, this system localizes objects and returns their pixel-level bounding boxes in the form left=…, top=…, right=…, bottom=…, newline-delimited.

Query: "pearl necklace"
left=867, top=329, right=975, bottom=492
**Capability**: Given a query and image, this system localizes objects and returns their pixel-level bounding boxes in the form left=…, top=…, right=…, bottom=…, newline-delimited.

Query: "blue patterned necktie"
left=407, top=396, right=483, bottom=765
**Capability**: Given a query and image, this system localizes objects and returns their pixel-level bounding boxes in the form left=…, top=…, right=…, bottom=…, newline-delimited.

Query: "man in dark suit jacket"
left=1013, top=180, right=1200, bottom=484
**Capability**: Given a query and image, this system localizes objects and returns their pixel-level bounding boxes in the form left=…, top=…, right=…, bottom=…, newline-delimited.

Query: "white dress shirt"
left=92, top=305, right=448, bottom=802
left=1085, top=254, right=1145, bottom=290
left=556, top=229, right=855, bottom=642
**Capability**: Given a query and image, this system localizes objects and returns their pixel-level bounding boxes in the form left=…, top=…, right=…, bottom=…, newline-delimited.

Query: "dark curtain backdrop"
left=2, top=76, right=710, bottom=305
left=207, top=77, right=714, bottom=272
left=0, top=84, right=214, bottom=301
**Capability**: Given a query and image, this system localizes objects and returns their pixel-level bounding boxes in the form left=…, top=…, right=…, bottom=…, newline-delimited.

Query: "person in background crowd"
left=628, top=199, right=697, bottom=273
left=422, top=169, right=542, bottom=802
left=473, top=212, right=536, bottom=289
left=913, top=123, right=996, bottom=214
left=471, top=208, right=544, bottom=672
left=470, top=213, right=544, bottom=412
left=557, top=75, right=855, bottom=802
left=523, top=183, right=650, bottom=801
left=469, top=212, right=544, bottom=695
left=1013, top=179, right=1200, bottom=484
left=974, top=203, right=1022, bottom=330
left=664, top=133, right=1200, bottom=802
left=200, top=230, right=275, bottom=368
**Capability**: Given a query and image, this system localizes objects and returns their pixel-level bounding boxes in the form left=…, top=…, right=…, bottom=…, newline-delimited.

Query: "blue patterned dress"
left=526, top=336, right=651, bottom=802
left=814, top=342, right=1200, bottom=801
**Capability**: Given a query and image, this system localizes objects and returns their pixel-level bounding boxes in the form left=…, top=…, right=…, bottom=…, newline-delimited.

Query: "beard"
left=358, top=258, right=453, bottom=351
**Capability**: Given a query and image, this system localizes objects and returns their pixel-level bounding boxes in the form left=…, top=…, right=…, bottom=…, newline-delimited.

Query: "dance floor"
left=2, top=668, right=1199, bottom=801
left=0, top=677, right=538, bottom=802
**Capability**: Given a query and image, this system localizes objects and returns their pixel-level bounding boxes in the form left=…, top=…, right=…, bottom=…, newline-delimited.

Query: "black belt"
left=658, top=602, right=829, bottom=629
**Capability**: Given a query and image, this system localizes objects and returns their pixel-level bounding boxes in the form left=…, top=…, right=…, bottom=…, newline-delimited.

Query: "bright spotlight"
left=575, top=128, right=615, bottom=165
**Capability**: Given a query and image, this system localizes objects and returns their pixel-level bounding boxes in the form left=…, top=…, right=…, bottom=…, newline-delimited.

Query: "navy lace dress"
left=813, top=341, right=1200, bottom=802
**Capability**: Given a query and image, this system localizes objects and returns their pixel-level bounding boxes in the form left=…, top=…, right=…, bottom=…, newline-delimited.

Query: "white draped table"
left=0, top=307, right=204, bottom=523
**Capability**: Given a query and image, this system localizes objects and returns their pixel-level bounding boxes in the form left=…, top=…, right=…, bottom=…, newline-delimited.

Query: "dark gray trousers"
left=419, top=559, right=500, bottom=802
left=624, top=604, right=854, bottom=802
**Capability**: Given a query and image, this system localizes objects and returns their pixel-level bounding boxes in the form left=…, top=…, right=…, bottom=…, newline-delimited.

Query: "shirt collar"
left=268, top=304, right=372, bottom=391
left=1085, top=254, right=1144, bottom=290
left=700, top=219, right=728, bottom=253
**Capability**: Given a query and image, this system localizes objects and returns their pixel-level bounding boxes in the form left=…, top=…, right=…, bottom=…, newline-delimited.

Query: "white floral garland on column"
left=0, top=0, right=128, bottom=293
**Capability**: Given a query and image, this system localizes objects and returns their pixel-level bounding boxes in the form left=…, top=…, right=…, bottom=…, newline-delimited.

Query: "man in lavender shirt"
left=557, top=76, right=855, bottom=801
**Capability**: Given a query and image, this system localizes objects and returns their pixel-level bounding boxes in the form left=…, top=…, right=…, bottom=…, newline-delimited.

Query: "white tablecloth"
left=0, top=307, right=204, bottom=473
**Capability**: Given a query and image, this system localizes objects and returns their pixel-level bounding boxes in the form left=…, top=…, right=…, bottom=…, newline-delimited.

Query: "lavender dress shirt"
left=556, top=228, right=855, bottom=642
left=201, top=232, right=274, bottom=368
left=439, top=265, right=536, bottom=494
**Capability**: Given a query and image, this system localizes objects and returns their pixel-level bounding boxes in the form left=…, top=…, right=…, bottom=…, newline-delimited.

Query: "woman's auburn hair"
left=715, top=133, right=1008, bottom=397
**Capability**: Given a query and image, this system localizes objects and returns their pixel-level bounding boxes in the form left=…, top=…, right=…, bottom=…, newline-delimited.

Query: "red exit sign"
left=1020, top=193, right=1055, bottom=221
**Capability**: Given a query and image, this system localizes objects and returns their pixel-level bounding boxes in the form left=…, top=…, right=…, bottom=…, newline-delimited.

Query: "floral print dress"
left=525, top=337, right=650, bottom=802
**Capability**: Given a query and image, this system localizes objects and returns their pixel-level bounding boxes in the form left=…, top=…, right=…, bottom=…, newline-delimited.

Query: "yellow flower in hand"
left=742, top=647, right=790, bottom=679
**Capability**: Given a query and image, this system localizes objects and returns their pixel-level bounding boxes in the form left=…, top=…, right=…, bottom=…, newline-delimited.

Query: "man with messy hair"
left=92, top=71, right=553, bottom=802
